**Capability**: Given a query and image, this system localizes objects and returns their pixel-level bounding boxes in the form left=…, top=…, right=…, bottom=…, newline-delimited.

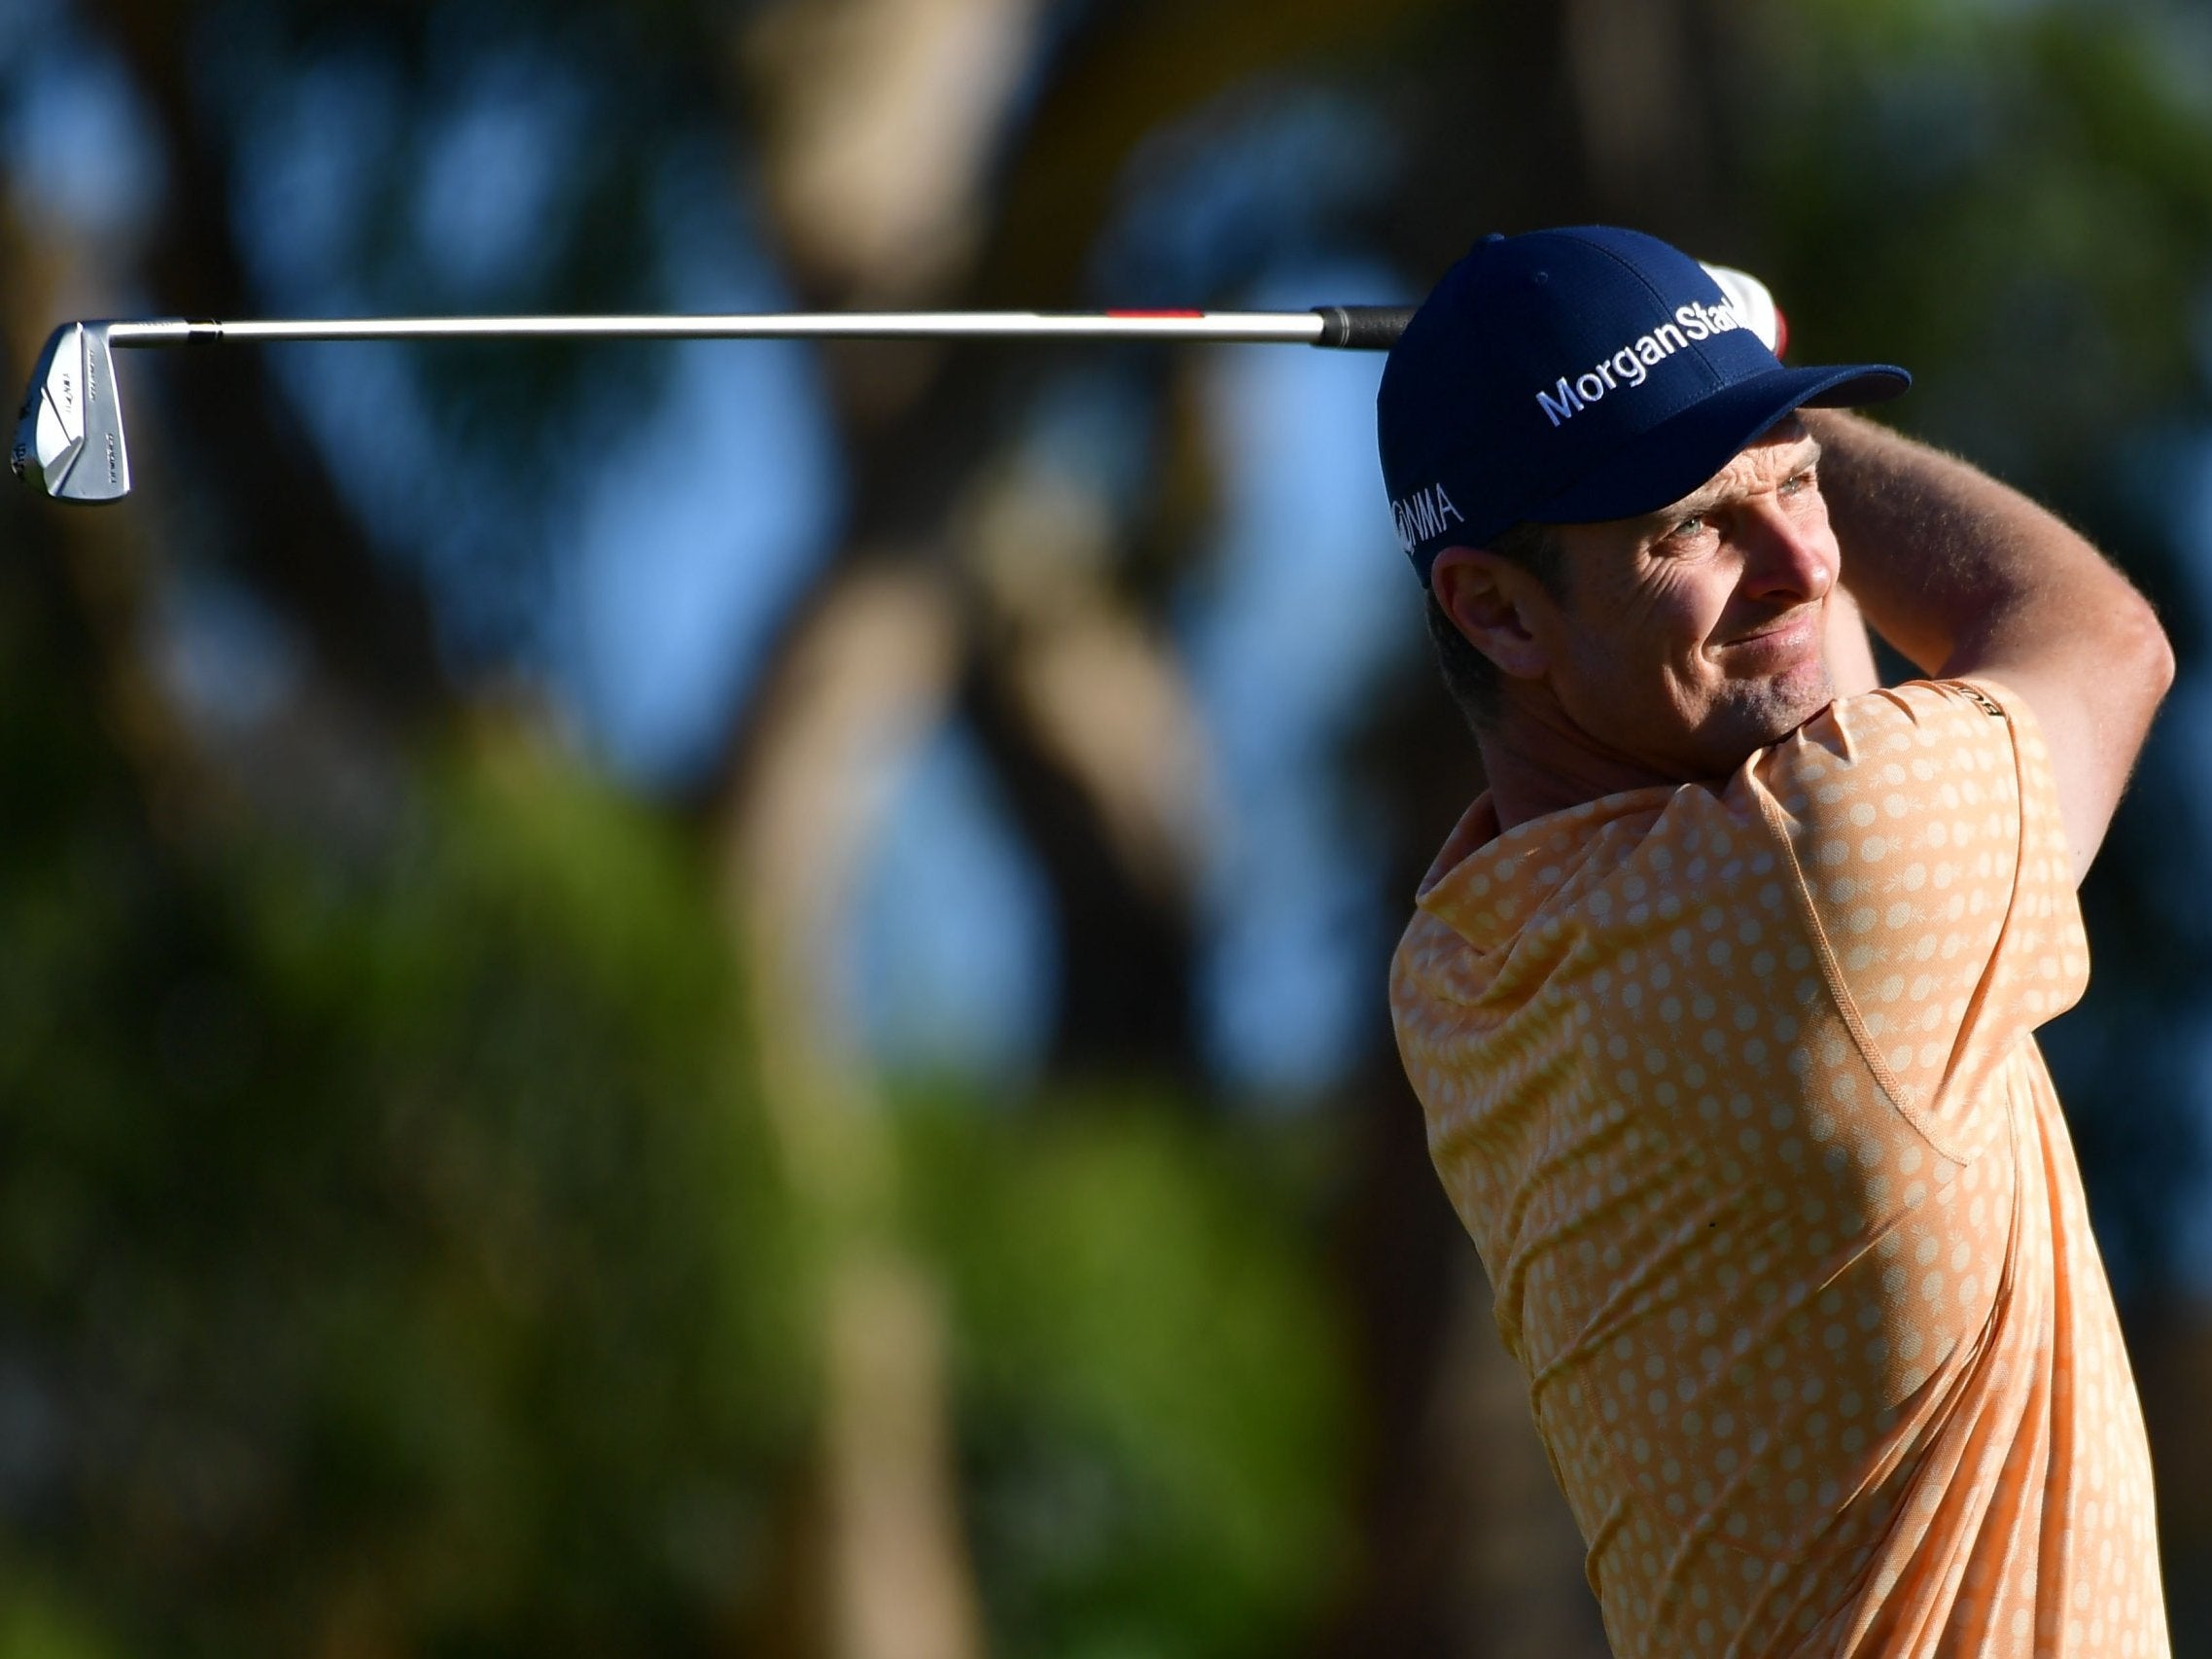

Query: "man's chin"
left=1702, top=669, right=1837, bottom=766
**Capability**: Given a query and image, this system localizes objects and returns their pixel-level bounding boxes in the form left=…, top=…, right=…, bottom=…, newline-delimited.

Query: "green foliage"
left=899, top=1101, right=1350, bottom=1659
left=0, top=568, right=804, bottom=1654
left=0, top=1581, right=120, bottom=1659
left=0, top=554, right=1353, bottom=1656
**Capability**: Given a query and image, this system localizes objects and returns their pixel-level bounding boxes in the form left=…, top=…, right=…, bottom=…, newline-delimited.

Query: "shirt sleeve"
left=1744, top=678, right=2089, bottom=1153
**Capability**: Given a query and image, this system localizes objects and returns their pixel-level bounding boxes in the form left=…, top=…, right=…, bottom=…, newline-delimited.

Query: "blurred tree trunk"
left=720, top=558, right=985, bottom=1659
left=708, top=0, right=1460, bottom=1643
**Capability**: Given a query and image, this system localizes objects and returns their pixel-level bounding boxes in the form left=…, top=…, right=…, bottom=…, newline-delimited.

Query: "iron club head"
left=13, top=322, right=132, bottom=502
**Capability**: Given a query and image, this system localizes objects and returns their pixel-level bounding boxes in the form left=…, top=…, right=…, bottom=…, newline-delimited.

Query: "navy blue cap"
left=1378, top=227, right=1909, bottom=581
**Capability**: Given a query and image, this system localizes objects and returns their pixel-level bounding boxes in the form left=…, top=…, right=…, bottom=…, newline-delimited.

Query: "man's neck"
left=1475, top=692, right=1684, bottom=831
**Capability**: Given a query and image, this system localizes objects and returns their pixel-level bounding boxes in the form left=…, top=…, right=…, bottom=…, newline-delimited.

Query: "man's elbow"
left=2146, top=611, right=2177, bottom=700
left=2116, top=589, right=2177, bottom=706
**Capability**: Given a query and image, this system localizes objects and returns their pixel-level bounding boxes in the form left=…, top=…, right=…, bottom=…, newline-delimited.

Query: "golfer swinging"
left=1381, top=228, right=2171, bottom=1656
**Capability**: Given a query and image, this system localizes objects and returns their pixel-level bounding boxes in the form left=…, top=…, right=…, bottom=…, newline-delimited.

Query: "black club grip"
left=1312, top=305, right=1416, bottom=350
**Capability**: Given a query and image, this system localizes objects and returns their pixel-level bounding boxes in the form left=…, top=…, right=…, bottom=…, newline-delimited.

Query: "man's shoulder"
left=1391, top=776, right=1789, bottom=1023
left=1757, top=679, right=2022, bottom=790
left=1394, top=678, right=2047, bottom=1005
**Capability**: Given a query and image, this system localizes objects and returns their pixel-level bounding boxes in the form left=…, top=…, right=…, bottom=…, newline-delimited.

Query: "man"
left=1378, top=227, right=2173, bottom=1657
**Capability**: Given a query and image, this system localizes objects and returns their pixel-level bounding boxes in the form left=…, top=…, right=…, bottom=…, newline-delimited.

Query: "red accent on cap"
left=1773, top=305, right=1790, bottom=362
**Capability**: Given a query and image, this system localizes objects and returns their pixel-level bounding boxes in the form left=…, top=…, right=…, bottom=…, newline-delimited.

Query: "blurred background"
left=5, top=0, right=2212, bottom=1653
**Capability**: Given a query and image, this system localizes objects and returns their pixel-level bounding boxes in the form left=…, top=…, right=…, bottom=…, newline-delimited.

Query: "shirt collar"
left=1415, top=785, right=1677, bottom=952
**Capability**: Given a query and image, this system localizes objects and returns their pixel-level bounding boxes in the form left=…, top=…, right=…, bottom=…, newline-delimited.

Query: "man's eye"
left=1780, top=469, right=1815, bottom=495
left=1669, top=513, right=1706, bottom=539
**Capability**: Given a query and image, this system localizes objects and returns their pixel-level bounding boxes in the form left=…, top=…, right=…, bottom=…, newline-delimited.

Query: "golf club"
left=12, top=266, right=1777, bottom=505
left=8, top=307, right=1410, bottom=506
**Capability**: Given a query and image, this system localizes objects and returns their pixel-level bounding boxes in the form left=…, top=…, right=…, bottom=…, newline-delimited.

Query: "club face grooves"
left=11, top=326, right=71, bottom=494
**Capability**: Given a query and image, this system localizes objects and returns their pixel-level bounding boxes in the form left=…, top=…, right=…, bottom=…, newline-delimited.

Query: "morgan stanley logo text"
left=1535, top=299, right=1749, bottom=427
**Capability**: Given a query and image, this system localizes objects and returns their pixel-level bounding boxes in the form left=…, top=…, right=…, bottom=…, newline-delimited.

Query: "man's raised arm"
left=1807, top=408, right=2174, bottom=884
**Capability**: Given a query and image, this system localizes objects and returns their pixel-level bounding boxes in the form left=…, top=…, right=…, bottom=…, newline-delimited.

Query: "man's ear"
left=1429, top=546, right=1556, bottom=682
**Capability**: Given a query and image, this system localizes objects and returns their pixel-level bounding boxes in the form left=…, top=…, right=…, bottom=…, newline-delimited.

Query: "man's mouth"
left=1714, top=608, right=1822, bottom=662
left=1725, top=609, right=1818, bottom=646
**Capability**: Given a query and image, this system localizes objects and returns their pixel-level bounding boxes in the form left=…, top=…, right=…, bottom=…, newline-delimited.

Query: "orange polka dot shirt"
left=1391, top=679, right=2166, bottom=1657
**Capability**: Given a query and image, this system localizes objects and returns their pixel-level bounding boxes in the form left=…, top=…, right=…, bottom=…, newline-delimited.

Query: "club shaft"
left=101, top=311, right=1348, bottom=347
left=18, top=304, right=1414, bottom=501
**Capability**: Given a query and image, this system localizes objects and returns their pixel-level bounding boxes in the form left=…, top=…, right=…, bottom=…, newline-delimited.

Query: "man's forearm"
left=1804, top=407, right=2172, bottom=882
left=1805, top=408, right=2155, bottom=681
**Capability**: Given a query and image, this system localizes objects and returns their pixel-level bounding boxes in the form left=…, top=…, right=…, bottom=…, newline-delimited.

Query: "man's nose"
left=1739, top=501, right=1834, bottom=602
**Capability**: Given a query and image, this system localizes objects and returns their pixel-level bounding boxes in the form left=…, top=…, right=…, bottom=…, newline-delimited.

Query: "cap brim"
left=1526, top=362, right=1910, bottom=527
